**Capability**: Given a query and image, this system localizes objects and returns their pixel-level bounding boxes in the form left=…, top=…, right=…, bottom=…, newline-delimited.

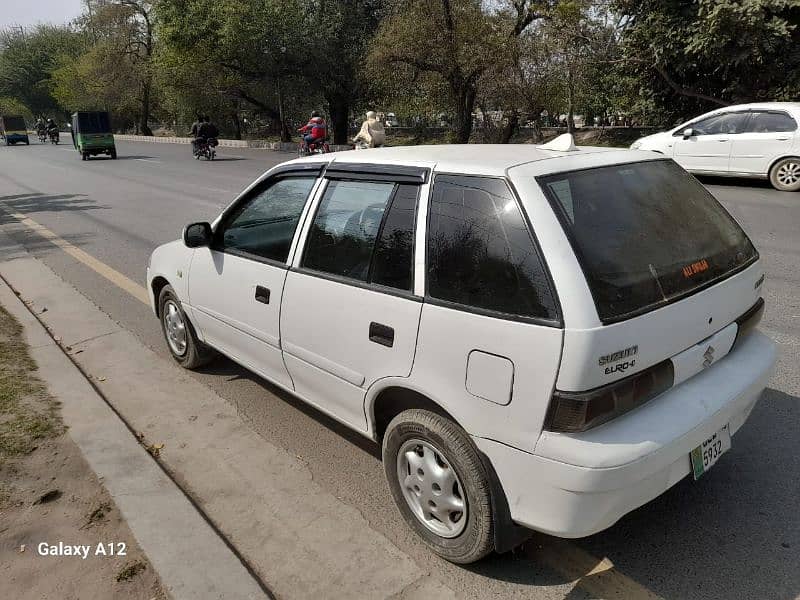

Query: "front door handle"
left=255, top=285, right=270, bottom=304
left=369, top=322, right=394, bottom=348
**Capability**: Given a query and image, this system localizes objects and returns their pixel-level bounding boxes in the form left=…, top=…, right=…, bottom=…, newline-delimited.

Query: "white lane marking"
left=134, top=158, right=162, bottom=163
left=2, top=210, right=150, bottom=305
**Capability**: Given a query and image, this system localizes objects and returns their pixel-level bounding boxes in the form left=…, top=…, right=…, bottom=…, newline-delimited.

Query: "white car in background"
left=631, top=102, right=800, bottom=191
left=147, top=140, right=775, bottom=563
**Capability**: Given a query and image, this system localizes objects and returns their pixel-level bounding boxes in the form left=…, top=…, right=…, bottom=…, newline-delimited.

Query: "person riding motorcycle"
left=190, top=114, right=203, bottom=155
left=45, top=118, right=59, bottom=142
left=35, top=118, right=46, bottom=135
left=194, top=116, right=220, bottom=158
left=298, top=111, right=327, bottom=151
left=353, top=111, right=386, bottom=149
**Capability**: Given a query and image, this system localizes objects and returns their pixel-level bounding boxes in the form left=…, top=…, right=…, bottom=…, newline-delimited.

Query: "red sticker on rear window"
left=683, top=259, right=709, bottom=278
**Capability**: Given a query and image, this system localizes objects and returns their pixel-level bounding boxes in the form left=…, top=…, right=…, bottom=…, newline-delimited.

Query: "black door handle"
left=369, top=322, right=394, bottom=348
left=255, top=285, right=270, bottom=304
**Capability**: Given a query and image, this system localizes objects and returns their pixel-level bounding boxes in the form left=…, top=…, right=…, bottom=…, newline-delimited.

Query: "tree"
left=0, top=25, right=85, bottom=118
left=615, top=0, right=800, bottom=125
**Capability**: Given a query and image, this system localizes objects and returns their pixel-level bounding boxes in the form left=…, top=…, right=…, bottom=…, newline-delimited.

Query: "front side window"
left=426, top=175, right=558, bottom=321
left=744, top=111, right=797, bottom=133
left=539, top=160, right=757, bottom=323
left=303, top=179, right=417, bottom=291
left=684, top=112, right=748, bottom=136
left=218, top=176, right=315, bottom=263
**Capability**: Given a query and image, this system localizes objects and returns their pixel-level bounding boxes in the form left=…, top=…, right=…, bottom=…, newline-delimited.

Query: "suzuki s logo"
left=702, top=346, right=715, bottom=369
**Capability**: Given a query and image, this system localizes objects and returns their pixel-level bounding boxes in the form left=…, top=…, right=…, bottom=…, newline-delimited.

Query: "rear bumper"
left=474, top=330, right=776, bottom=538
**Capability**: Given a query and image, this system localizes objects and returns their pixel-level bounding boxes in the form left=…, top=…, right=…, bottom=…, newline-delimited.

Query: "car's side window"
left=743, top=111, right=798, bottom=133
left=426, top=174, right=558, bottom=321
left=303, top=179, right=417, bottom=291
left=683, top=113, right=749, bottom=136
left=217, top=176, right=316, bottom=264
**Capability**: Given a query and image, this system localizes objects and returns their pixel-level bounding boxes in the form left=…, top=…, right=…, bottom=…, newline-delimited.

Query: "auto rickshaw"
left=71, top=111, right=116, bottom=160
left=1, top=115, right=30, bottom=145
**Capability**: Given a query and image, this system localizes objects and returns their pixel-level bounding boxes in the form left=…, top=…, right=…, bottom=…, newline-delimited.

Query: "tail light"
left=545, top=360, right=674, bottom=433
left=732, top=298, right=764, bottom=348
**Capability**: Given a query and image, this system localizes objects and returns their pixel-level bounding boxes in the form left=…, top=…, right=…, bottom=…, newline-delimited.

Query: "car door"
left=673, top=112, right=749, bottom=173
left=409, top=174, right=563, bottom=453
left=729, top=110, right=798, bottom=175
left=280, top=166, right=426, bottom=431
left=187, top=171, right=320, bottom=390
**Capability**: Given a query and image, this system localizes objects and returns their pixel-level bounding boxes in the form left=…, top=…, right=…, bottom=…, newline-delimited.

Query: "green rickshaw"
left=71, top=111, right=116, bottom=160
left=1, top=115, right=30, bottom=145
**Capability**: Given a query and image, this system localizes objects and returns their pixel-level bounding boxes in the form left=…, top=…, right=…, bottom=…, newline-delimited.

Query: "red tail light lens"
left=545, top=360, right=674, bottom=433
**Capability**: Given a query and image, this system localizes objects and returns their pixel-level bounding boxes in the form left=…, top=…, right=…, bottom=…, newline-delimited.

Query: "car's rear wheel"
left=158, top=285, right=215, bottom=369
left=769, top=157, right=800, bottom=192
left=382, top=409, right=494, bottom=564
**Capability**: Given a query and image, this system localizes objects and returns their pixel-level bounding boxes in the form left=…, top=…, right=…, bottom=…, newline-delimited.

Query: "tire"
left=81, top=152, right=87, bottom=161
left=382, top=409, right=494, bottom=564
left=110, top=150, right=117, bottom=159
left=769, top=157, right=800, bottom=192
left=158, top=285, right=215, bottom=369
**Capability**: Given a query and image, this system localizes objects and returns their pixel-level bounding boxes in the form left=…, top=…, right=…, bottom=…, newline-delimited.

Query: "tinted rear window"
left=539, top=160, right=757, bottom=323
left=2, top=116, right=26, bottom=130
left=77, top=112, right=110, bottom=134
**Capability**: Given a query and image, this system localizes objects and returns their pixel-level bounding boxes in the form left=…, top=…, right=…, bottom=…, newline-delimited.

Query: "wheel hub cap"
left=396, top=439, right=467, bottom=538
left=777, top=162, right=800, bottom=186
left=163, top=300, right=187, bottom=356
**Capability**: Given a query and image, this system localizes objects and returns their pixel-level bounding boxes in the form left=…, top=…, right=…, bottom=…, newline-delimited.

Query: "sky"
left=1, top=0, right=84, bottom=28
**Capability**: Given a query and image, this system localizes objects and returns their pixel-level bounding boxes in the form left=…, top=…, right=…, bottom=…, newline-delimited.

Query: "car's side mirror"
left=183, top=222, right=212, bottom=248
left=683, top=128, right=694, bottom=139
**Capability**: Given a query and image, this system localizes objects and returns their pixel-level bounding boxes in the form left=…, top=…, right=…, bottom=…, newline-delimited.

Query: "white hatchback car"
left=631, top=102, right=800, bottom=191
left=147, top=141, right=775, bottom=563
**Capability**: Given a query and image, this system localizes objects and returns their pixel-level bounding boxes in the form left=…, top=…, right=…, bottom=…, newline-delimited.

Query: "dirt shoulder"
left=0, top=303, right=165, bottom=600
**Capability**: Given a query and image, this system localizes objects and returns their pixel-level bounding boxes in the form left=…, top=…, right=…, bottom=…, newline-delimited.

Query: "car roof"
left=287, top=143, right=629, bottom=177
left=719, top=102, right=800, bottom=111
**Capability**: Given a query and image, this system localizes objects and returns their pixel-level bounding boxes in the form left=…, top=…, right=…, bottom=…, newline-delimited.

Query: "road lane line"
left=3, top=211, right=150, bottom=306
left=135, top=158, right=162, bottom=163
left=2, top=208, right=664, bottom=600
left=529, top=538, right=663, bottom=599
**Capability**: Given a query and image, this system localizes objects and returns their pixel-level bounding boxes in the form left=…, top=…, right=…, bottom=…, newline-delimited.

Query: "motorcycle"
left=37, top=130, right=47, bottom=143
left=298, top=136, right=330, bottom=157
left=194, top=137, right=217, bottom=161
left=48, top=130, right=59, bottom=144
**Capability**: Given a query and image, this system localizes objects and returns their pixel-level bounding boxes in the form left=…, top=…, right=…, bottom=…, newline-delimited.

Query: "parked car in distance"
left=147, top=140, right=775, bottom=564
left=631, top=102, right=800, bottom=191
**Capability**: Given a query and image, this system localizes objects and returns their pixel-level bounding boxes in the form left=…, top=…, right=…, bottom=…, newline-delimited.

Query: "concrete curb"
left=113, top=134, right=352, bottom=153
left=0, top=232, right=271, bottom=600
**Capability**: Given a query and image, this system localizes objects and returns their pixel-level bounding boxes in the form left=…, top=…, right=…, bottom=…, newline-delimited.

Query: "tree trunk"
left=566, top=67, right=575, bottom=134
left=453, top=84, right=476, bottom=144
left=231, top=112, right=242, bottom=140
left=500, top=110, right=519, bottom=144
left=139, top=79, right=153, bottom=136
left=326, top=93, right=350, bottom=145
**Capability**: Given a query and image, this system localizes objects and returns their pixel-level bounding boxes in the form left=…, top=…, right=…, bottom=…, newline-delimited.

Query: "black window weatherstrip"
left=290, top=266, right=423, bottom=302
left=322, top=162, right=430, bottom=184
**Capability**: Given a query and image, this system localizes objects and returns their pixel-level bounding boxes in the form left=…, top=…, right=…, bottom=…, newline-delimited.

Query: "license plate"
left=690, top=425, right=731, bottom=479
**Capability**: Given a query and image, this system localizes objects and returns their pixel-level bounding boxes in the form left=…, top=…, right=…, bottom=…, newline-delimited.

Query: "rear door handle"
left=254, top=285, right=270, bottom=304
left=369, top=322, right=394, bottom=348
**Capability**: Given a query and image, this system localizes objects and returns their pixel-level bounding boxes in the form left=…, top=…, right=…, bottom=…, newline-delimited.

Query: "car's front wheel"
left=769, top=157, right=800, bottom=192
left=382, top=409, right=494, bottom=564
left=158, top=285, right=215, bottom=369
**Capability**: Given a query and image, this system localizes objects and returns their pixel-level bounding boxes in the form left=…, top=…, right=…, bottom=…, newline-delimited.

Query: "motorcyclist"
left=35, top=117, right=46, bottom=136
left=190, top=114, right=203, bottom=155
left=45, top=118, right=59, bottom=141
left=353, top=111, right=386, bottom=148
left=298, top=111, right=327, bottom=151
left=199, top=115, right=219, bottom=141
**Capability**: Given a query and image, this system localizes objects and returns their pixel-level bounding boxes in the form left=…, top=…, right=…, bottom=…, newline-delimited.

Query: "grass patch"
left=116, top=561, right=147, bottom=582
left=0, top=305, right=62, bottom=462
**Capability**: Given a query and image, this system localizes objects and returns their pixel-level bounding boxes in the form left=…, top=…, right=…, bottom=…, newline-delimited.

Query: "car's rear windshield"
left=2, top=116, right=26, bottom=130
left=538, top=159, right=757, bottom=323
left=76, top=112, right=110, bottom=134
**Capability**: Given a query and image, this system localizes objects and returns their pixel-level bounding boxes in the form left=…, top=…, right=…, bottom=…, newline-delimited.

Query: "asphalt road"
left=1, top=139, right=798, bottom=600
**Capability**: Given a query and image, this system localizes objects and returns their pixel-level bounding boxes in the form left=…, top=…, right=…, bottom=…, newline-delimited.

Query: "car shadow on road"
left=696, top=174, right=773, bottom=190
left=112, top=155, right=157, bottom=160
left=210, top=157, right=247, bottom=162
left=193, top=356, right=383, bottom=460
